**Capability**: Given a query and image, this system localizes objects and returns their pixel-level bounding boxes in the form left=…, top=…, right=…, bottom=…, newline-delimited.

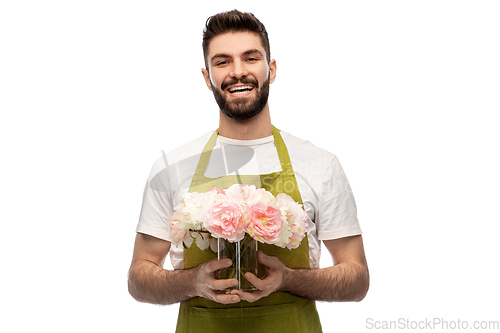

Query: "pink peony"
left=204, top=199, right=245, bottom=242
left=244, top=201, right=284, bottom=244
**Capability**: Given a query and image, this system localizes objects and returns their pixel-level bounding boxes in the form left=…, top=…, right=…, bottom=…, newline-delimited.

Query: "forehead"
left=208, top=31, right=266, bottom=58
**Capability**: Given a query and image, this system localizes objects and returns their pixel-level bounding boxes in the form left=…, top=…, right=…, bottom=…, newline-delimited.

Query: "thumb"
left=258, top=251, right=281, bottom=268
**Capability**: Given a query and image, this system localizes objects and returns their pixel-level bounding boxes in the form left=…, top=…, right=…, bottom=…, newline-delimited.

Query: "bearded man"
left=128, top=10, right=369, bottom=333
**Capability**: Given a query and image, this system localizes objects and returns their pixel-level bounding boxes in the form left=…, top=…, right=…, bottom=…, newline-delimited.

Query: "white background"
left=1, top=1, right=499, bottom=332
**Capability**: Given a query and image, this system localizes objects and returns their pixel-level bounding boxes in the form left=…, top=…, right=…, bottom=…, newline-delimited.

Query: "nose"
left=229, top=59, right=248, bottom=79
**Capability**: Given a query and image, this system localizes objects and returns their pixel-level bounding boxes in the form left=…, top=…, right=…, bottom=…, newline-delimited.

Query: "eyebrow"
left=211, top=49, right=265, bottom=63
left=242, top=49, right=264, bottom=57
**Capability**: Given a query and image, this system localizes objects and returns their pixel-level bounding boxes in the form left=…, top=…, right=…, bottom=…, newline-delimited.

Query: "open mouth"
left=227, top=85, right=255, bottom=96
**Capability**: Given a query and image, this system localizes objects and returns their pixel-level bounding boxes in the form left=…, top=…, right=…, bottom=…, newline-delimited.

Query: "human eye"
left=214, top=58, right=231, bottom=67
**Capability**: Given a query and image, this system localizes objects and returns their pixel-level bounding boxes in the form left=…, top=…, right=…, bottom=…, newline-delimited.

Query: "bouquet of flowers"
left=170, top=184, right=308, bottom=251
left=170, top=184, right=308, bottom=290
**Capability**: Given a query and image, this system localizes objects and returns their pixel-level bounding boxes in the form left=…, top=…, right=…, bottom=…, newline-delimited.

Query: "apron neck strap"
left=272, top=125, right=294, bottom=176
left=193, top=125, right=296, bottom=179
left=193, top=128, right=219, bottom=178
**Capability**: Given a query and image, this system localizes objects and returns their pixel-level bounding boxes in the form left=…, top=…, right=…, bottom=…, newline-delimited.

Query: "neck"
left=218, top=104, right=272, bottom=140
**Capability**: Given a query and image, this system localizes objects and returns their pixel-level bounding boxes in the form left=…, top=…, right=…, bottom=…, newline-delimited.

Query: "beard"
left=211, top=76, right=270, bottom=121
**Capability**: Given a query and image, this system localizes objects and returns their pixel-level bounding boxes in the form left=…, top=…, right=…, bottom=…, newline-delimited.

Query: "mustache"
left=220, top=77, right=259, bottom=91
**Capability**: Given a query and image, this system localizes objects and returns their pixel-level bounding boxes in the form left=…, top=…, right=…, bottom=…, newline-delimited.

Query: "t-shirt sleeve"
left=316, top=157, right=362, bottom=240
left=136, top=157, right=174, bottom=242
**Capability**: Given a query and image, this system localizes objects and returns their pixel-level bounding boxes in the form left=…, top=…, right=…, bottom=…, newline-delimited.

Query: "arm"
left=284, top=235, right=369, bottom=301
left=232, top=235, right=369, bottom=302
left=128, top=232, right=241, bottom=305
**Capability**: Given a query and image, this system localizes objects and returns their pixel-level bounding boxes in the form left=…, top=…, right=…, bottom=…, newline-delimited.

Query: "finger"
left=210, top=277, right=239, bottom=291
left=213, top=293, right=241, bottom=304
left=230, top=289, right=266, bottom=303
left=257, top=251, right=281, bottom=268
left=203, top=258, right=233, bottom=273
left=247, top=272, right=279, bottom=292
left=243, top=272, right=267, bottom=290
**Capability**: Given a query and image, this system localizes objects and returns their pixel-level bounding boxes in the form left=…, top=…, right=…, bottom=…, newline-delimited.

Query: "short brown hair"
left=202, top=10, right=271, bottom=69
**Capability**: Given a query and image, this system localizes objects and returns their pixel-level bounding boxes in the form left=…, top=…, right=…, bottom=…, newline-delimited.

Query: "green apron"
left=175, top=126, right=322, bottom=333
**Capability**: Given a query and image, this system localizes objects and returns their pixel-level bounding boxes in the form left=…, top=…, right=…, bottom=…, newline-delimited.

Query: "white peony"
left=275, top=193, right=308, bottom=249
left=252, top=188, right=276, bottom=205
left=225, top=184, right=257, bottom=205
left=178, top=191, right=217, bottom=230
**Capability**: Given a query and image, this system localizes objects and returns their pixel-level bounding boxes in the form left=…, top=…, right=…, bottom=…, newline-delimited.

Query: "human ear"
left=201, top=68, right=213, bottom=91
left=269, top=59, right=277, bottom=84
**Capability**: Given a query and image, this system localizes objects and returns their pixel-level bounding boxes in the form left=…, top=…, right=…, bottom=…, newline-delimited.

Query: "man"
left=128, top=10, right=369, bottom=332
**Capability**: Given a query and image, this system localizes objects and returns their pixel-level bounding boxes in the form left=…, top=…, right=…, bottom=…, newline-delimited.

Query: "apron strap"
left=193, top=129, right=219, bottom=179
left=191, top=126, right=304, bottom=204
left=272, top=126, right=304, bottom=205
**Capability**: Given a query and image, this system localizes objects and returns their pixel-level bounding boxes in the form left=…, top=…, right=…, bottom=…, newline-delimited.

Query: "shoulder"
left=146, top=131, right=214, bottom=181
left=280, top=131, right=338, bottom=169
left=163, top=131, right=215, bottom=164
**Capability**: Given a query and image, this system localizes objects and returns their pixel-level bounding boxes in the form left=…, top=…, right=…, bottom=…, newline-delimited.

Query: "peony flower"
left=276, top=193, right=308, bottom=249
left=204, top=198, right=245, bottom=242
left=177, top=191, right=217, bottom=230
left=170, top=186, right=308, bottom=251
left=170, top=211, right=188, bottom=245
left=244, top=201, right=284, bottom=244
left=207, top=187, right=223, bottom=194
left=273, top=219, right=292, bottom=248
left=225, top=184, right=257, bottom=205
left=252, top=188, right=276, bottom=204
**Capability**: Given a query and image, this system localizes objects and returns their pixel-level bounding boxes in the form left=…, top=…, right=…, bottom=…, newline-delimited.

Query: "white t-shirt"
left=137, top=131, right=361, bottom=269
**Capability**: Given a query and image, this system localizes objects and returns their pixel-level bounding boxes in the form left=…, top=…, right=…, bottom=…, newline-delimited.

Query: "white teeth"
left=229, top=85, right=253, bottom=93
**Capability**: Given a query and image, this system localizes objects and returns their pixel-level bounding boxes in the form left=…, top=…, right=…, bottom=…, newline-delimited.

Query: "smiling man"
left=203, top=33, right=273, bottom=122
left=128, top=10, right=369, bottom=333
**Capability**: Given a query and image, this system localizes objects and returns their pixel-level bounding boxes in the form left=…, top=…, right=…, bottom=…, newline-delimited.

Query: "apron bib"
left=175, top=126, right=322, bottom=333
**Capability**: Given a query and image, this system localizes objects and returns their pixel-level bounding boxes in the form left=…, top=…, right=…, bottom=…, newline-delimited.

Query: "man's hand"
left=128, top=233, right=243, bottom=305
left=229, top=236, right=370, bottom=303
left=129, top=233, right=368, bottom=305
left=230, top=251, right=289, bottom=303
left=193, top=258, right=242, bottom=304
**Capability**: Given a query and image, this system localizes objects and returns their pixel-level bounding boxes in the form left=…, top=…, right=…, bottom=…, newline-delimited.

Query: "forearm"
left=128, top=261, right=197, bottom=305
left=281, top=261, right=369, bottom=302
